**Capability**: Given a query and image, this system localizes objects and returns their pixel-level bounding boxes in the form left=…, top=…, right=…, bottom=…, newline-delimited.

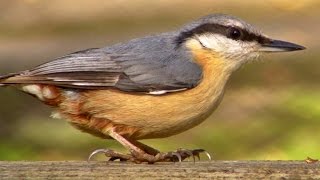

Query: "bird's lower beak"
left=259, top=39, right=306, bottom=52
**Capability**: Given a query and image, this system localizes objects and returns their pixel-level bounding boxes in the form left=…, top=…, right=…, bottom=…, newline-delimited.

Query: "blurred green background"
left=0, top=0, right=319, bottom=161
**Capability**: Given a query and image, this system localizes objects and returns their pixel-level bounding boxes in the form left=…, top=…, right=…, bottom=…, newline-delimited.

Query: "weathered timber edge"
left=0, top=161, right=319, bottom=179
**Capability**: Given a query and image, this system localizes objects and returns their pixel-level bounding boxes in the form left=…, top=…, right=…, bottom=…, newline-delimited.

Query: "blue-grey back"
left=1, top=31, right=203, bottom=93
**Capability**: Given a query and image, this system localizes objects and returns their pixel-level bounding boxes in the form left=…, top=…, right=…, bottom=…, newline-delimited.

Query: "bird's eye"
left=227, top=27, right=242, bottom=40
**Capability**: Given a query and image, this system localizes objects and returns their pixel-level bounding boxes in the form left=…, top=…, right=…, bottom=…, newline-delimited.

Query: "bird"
left=0, top=14, right=305, bottom=163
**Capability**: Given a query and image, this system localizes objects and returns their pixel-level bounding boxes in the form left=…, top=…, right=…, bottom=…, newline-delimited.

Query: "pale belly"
left=76, top=86, right=226, bottom=139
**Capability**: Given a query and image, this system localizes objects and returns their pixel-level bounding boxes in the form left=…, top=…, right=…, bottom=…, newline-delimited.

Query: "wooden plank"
left=0, top=161, right=319, bottom=179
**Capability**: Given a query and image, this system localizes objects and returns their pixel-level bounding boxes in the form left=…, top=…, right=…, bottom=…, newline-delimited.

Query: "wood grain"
left=0, top=161, right=319, bottom=179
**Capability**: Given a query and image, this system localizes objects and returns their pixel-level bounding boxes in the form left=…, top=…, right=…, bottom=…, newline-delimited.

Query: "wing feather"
left=2, top=44, right=203, bottom=93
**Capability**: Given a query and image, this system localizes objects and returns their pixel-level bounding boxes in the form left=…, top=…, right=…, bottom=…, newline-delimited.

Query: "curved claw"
left=87, top=149, right=111, bottom=162
left=171, top=152, right=182, bottom=163
left=191, top=149, right=212, bottom=161
left=203, top=151, right=212, bottom=161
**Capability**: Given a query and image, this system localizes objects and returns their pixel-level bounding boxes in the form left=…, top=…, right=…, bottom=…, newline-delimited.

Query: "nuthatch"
left=0, top=14, right=305, bottom=163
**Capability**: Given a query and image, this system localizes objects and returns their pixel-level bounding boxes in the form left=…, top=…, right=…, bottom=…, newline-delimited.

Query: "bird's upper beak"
left=259, top=39, right=306, bottom=52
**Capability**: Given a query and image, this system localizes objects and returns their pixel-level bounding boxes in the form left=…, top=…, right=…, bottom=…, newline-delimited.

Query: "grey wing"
left=3, top=48, right=122, bottom=89
left=2, top=48, right=203, bottom=93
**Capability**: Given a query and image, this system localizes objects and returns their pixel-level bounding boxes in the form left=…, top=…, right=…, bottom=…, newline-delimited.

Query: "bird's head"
left=176, top=14, right=305, bottom=70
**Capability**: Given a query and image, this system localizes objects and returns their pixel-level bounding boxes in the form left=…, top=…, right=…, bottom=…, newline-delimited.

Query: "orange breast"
left=59, top=40, right=234, bottom=139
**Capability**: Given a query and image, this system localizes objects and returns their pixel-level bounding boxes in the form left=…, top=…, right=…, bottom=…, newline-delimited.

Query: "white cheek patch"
left=197, top=34, right=242, bottom=53
left=196, top=33, right=259, bottom=62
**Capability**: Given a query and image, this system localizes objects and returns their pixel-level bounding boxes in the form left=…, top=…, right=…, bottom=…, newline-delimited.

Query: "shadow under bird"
left=0, top=14, right=305, bottom=163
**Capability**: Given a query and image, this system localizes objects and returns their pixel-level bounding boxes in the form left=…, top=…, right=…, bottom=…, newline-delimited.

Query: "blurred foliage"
left=0, top=0, right=319, bottom=161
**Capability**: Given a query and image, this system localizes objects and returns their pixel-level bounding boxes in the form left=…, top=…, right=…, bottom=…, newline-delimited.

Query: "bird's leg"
left=127, top=139, right=160, bottom=156
left=106, top=129, right=186, bottom=163
left=117, top=134, right=212, bottom=163
left=108, top=129, right=164, bottom=163
left=87, top=129, right=147, bottom=162
left=89, top=128, right=211, bottom=163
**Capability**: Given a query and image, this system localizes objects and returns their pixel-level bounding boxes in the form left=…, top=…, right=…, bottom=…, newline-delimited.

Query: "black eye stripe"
left=175, top=23, right=271, bottom=46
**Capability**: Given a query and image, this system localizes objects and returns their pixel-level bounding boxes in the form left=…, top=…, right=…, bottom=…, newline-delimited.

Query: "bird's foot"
left=152, top=148, right=212, bottom=163
left=88, top=148, right=211, bottom=164
left=88, top=149, right=133, bottom=162
left=128, top=148, right=212, bottom=164
left=174, top=148, right=212, bottom=162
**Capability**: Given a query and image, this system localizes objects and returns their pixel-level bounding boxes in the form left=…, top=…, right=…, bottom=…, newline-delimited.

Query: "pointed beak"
left=259, top=39, right=306, bottom=52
